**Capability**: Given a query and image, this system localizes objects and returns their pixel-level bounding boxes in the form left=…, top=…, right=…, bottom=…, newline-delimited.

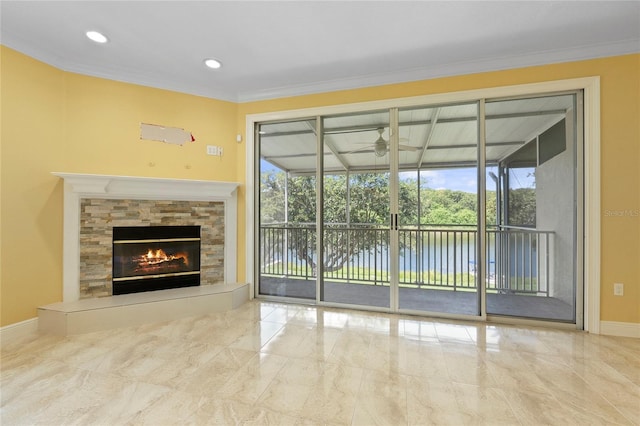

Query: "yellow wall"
left=1, top=45, right=638, bottom=327
left=1, top=46, right=239, bottom=326
left=1, top=48, right=67, bottom=326
left=237, top=54, right=640, bottom=325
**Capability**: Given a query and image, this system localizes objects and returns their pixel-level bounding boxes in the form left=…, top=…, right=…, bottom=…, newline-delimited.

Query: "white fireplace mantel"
left=53, top=172, right=240, bottom=302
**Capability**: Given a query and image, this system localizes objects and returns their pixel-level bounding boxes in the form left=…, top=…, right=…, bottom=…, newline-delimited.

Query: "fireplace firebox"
left=112, top=226, right=201, bottom=295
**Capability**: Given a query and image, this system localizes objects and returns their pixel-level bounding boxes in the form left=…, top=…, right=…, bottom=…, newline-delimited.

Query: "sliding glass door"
left=258, top=119, right=318, bottom=301
left=484, top=93, right=581, bottom=323
left=396, top=102, right=481, bottom=316
left=320, top=110, right=391, bottom=308
left=255, top=90, right=583, bottom=326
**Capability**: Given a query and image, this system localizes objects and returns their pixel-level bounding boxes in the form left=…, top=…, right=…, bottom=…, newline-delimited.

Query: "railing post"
left=453, top=231, right=457, bottom=291
left=305, top=227, right=309, bottom=281
left=345, top=226, right=351, bottom=283
left=546, top=232, right=550, bottom=296
left=284, top=225, right=289, bottom=277
left=373, top=228, right=378, bottom=285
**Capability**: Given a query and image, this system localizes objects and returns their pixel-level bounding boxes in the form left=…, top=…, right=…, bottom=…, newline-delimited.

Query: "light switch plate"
left=613, top=282, right=624, bottom=296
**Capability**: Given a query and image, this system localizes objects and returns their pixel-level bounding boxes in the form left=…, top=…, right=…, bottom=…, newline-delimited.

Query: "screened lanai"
left=258, top=93, right=580, bottom=323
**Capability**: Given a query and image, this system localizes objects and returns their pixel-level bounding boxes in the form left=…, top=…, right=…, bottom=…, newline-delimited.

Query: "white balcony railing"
left=260, top=224, right=552, bottom=295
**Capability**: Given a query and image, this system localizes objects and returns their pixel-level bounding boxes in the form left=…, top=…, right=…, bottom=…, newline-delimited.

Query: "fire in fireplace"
left=112, top=226, right=201, bottom=295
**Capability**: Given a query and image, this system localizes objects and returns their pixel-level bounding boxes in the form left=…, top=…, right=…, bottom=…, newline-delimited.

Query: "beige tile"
left=177, top=346, right=257, bottom=396
left=225, top=301, right=278, bottom=322
left=367, top=335, right=450, bottom=380
left=2, top=366, right=103, bottom=424
left=326, top=331, right=373, bottom=367
left=406, top=376, right=466, bottom=426
left=434, top=322, right=476, bottom=344
left=505, top=388, right=589, bottom=425
left=607, top=359, right=640, bottom=387
left=0, top=353, right=41, bottom=382
left=483, top=349, right=550, bottom=394
left=398, top=318, right=439, bottom=341
left=300, top=363, right=364, bottom=424
left=74, top=380, right=171, bottom=424
left=262, top=305, right=307, bottom=324
left=277, top=358, right=327, bottom=386
left=452, top=382, right=520, bottom=425
left=442, top=351, right=497, bottom=387
left=218, top=352, right=289, bottom=404
left=569, top=356, right=640, bottom=423
left=1, top=358, right=73, bottom=406
left=318, top=309, right=350, bottom=329
left=530, top=360, right=633, bottom=425
left=147, top=339, right=225, bottom=364
left=291, top=326, right=342, bottom=361
left=482, top=325, right=556, bottom=355
left=344, top=311, right=396, bottom=334
left=228, top=320, right=284, bottom=351
left=129, top=390, right=210, bottom=425
left=186, top=397, right=254, bottom=425
left=352, top=370, right=408, bottom=426
left=4, top=299, right=638, bottom=426
left=288, top=306, right=325, bottom=326
left=241, top=405, right=301, bottom=425
left=0, top=332, right=65, bottom=357
left=260, top=324, right=315, bottom=357
left=257, top=377, right=316, bottom=417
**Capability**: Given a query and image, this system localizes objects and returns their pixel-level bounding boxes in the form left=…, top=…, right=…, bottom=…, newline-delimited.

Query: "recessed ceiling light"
left=204, top=58, right=222, bottom=69
left=86, top=31, right=108, bottom=43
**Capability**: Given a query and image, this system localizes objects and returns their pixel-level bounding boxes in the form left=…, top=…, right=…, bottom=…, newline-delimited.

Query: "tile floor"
left=1, top=300, right=639, bottom=425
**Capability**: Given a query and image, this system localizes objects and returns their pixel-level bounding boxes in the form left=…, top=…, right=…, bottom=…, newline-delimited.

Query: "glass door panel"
left=397, top=102, right=481, bottom=316
left=321, top=111, right=391, bottom=308
left=258, top=119, right=318, bottom=300
left=484, top=94, right=578, bottom=322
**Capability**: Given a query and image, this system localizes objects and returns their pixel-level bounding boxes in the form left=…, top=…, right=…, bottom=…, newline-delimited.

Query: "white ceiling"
left=1, top=1, right=639, bottom=103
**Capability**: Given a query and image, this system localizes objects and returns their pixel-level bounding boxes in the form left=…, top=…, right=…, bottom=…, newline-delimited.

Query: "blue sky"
left=400, top=169, right=479, bottom=192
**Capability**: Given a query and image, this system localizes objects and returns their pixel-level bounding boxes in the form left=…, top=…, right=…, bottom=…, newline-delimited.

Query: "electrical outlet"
left=613, top=282, right=624, bottom=296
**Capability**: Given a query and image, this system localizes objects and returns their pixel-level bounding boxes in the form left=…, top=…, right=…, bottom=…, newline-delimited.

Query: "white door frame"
left=245, top=76, right=600, bottom=332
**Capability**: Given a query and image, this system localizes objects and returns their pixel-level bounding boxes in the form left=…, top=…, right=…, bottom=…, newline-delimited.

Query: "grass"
left=263, top=261, right=541, bottom=293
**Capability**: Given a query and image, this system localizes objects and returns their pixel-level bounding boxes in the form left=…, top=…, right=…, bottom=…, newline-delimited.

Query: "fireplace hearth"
left=112, top=226, right=201, bottom=295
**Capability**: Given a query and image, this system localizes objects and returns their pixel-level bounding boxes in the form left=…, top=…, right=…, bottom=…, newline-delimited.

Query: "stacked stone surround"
left=79, top=199, right=224, bottom=299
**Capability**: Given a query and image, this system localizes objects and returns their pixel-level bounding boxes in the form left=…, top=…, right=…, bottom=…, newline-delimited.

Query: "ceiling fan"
left=347, top=127, right=418, bottom=157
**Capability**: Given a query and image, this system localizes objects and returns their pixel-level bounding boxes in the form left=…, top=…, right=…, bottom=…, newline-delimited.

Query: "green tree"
left=260, top=169, right=499, bottom=273
left=348, top=173, right=390, bottom=224
left=259, top=170, right=285, bottom=223
left=508, top=188, right=536, bottom=226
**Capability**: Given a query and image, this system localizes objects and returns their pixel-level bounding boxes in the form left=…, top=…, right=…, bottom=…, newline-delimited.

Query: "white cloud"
left=419, top=170, right=446, bottom=187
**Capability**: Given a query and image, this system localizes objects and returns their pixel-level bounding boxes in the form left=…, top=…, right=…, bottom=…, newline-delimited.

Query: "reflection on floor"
left=3, top=300, right=637, bottom=425
left=260, top=276, right=574, bottom=321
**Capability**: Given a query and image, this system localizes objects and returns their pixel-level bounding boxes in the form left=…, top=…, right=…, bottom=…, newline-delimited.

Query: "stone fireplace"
left=53, top=173, right=239, bottom=302
left=79, top=199, right=222, bottom=298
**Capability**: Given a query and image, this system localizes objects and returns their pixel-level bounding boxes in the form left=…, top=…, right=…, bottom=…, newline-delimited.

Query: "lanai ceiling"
left=259, top=94, right=575, bottom=173
left=1, top=1, right=638, bottom=103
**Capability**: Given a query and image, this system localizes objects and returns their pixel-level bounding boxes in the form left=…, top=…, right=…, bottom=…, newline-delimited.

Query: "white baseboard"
left=599, top=321, right=640, bottom=338
left=0, top=318, right=39, bottom=347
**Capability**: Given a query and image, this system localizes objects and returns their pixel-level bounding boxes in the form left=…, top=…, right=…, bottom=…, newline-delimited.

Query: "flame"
left=146, top=248, right=169, bottom=261
left=141, top=249, right=188, bottom=266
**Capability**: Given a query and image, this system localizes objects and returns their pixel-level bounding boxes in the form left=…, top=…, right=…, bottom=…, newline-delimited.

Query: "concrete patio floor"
left=259, top=276, right=575, bottom=322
